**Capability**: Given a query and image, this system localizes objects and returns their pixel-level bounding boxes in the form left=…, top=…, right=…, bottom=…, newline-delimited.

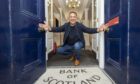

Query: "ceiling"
left=53, top=0, right=91, bottom=20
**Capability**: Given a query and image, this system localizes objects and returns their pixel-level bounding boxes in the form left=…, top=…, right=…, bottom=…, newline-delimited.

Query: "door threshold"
left=47, top=65, right=99, bottom=68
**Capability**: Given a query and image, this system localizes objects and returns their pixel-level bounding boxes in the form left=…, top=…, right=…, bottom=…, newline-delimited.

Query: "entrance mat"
left=35, top=66, right=115, bottom=84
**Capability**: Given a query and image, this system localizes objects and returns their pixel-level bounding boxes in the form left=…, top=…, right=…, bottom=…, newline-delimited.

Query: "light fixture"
left=66, top=0, right=81, bottom=8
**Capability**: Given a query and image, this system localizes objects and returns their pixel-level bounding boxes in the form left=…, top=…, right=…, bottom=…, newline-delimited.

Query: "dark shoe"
left=69, top=56, right=75, bottom=61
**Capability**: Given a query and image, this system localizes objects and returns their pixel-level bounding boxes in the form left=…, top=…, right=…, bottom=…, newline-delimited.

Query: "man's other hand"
left=97, top=24, right=108, bottom=32
left=38, top=23, right=51, bottom=31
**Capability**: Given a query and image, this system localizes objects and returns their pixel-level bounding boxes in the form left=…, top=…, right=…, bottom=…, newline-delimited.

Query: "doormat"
left=35, top=66, right=115, bottom=84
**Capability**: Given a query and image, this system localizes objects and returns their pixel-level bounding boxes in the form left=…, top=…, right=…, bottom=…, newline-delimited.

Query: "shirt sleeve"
left=49, top=23, right=66, bottom=32
left=80, top=23, right=98, bottom=34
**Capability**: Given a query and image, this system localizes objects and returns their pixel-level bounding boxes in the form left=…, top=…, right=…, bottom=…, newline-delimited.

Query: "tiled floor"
left=34, top=66, right=115, bottom=84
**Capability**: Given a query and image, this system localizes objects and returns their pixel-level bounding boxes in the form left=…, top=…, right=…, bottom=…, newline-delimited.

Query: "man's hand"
left=38, top=23, right=51, bottom=31
left=97, top=24, right=108, bottom=32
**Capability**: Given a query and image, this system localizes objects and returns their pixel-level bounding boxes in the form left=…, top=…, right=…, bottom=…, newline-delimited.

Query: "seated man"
left=39, top=11, right=107, bottom=66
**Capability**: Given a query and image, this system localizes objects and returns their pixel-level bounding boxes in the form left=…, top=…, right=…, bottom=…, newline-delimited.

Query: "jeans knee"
left=74, top=42, right=83, bottom=50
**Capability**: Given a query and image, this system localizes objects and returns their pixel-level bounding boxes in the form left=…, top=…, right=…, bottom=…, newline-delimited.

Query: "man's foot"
left=69, top=56, right=75, bottom=61
left=74, top=60, right=80, bottom=66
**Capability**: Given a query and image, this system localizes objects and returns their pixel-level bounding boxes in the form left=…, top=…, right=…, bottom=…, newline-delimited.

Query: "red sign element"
left=105, top=16, right=119, bottom=27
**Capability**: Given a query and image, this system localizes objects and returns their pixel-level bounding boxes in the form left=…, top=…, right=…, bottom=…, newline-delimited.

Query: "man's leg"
left=57, top=45, right=73, bottom=55
left=73, top=41, right=83, bottom=65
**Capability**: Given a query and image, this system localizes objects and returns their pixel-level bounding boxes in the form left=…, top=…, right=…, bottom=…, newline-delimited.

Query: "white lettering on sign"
left=59, top=69, right=87, bottom=74
left=43, top=77, right=76, bottom=84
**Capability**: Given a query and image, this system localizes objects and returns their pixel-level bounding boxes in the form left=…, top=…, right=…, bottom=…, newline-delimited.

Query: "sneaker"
left=74, top=60, right=80, bottom=66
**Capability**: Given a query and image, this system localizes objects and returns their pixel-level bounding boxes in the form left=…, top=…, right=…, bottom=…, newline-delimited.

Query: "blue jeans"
left=57, top=41, right=83, bottom=60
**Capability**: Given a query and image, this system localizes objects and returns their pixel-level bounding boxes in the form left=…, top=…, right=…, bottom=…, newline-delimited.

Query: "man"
left=39, top=11, right=108, bottom=66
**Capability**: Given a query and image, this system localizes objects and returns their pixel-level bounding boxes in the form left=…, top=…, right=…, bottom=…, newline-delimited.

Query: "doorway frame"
left=45, top=0, right=105, bottom=68
left=45, top=0, right=54, bottom=61
left=93, top=0, right=105, bottom=69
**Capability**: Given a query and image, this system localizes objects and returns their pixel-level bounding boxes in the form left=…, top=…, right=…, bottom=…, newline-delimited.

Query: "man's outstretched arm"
left=38, top=23, right=65, bottom=32
left=81, top=23, right=107, bottom=34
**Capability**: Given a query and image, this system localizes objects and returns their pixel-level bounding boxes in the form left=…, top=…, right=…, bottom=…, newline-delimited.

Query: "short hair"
left=69, top=11, right=77, bottom=16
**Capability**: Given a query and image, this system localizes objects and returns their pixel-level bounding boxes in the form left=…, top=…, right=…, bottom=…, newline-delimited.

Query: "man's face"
left=69, top=13, right=77, bottom=25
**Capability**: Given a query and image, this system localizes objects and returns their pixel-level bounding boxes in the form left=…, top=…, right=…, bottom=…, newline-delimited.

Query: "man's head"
left=68, top=11, right=78, bottom=26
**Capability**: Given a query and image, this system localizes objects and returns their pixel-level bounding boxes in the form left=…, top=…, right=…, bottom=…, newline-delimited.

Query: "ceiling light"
left=66, top=0, right=81, bottom=8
